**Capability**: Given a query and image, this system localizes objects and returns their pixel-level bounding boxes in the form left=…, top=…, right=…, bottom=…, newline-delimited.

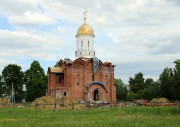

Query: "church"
left=47, top=12, right=116, bottom=103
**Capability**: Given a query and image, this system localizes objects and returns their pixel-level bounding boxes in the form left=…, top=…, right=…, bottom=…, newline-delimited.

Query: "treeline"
left=0, top=60, right=47, bottom=102
left=1, top=59, right=179, bottom=102
left=115, top=60, right=180, bottom=101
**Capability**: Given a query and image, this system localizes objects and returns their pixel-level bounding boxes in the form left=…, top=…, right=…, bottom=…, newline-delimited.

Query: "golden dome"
left=76, top=22, right=95, bottom=37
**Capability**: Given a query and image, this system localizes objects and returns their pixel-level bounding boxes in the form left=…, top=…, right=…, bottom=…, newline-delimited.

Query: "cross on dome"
left=83, top=8, right=87, bottom=23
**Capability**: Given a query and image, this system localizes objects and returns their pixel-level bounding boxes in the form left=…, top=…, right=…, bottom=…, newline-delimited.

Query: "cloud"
left=0, top=0, right=180, bottom=83
left=0, top=0, right=37, bottom=16
left=0, top=30, right=66, bottom=60
left=113, top=54, right=179, bottom=83
left=9, top=12, right=56, bottom=28
left=0, top=59, right=16, bottom=73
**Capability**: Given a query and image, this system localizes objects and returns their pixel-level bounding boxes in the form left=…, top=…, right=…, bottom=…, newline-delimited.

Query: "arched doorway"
left=94, top=89, right=99, bottom=101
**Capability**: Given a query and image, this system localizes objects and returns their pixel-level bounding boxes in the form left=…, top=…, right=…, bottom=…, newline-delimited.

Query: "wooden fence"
left=34, top=101, right=112, bottom=111
left=0, top=101, right=180, bottom=110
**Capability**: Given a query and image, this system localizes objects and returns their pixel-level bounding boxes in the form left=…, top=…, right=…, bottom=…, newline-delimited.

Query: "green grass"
left=0, top=106, right=179, bottom=127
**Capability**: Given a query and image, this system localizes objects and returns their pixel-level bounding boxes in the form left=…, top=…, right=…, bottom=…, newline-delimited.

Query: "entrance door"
left=94, top=89, right=99, bottom=101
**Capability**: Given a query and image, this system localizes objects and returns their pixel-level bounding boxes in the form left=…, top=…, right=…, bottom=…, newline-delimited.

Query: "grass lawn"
left=0, top=106, right=179, bottom=127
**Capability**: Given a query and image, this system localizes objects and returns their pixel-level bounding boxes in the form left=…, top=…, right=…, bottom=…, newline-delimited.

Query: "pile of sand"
left=32, top=96, right=85, bottom=110
left=32, top=96, right=55, bottom=109
left=32, top=96, right=55, bottom=104
left=151, top=98, right=169, bottom=103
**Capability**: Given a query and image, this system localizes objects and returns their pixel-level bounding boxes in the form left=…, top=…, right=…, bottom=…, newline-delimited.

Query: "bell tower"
left=75, top=10, right=95, bottom=59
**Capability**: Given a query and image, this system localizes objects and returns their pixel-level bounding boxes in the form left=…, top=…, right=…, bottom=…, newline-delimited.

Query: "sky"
left=0, top=0, right=180, bottom=83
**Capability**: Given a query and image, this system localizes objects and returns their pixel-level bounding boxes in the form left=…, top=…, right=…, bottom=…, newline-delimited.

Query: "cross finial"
left=83, top=8, right=87, bottom=23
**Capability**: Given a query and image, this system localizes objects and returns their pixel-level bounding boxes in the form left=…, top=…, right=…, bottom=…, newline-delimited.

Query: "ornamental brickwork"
left=47, top=58, right=116, bottom=103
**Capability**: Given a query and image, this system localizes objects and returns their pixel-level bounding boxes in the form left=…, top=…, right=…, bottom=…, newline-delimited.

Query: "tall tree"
left=25, top=60, right=47, bottom=102
left=173, top=60, right=180, bottom=100
left=129, top=72, right=145, bottom=94
left=144, top=78, right=154, bottom=88
left=0, top=75, right=4, bottom=97
left=114, top=78, right=127, bottom=101
left=159, top=67, right=173, bottom=99
left=2, top=64, right=24, bottom=102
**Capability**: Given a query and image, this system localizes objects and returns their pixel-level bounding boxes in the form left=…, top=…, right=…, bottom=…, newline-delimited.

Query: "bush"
left=0, top=98, right=9, bottom=103
left=0, top=98, right=10, bottom=107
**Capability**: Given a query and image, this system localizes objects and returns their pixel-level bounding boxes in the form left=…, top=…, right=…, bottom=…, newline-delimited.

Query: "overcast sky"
left=0, top=0, right=179, bottom=83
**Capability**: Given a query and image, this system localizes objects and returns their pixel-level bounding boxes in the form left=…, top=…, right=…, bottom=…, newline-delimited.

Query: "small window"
left=56, top=76, right=64, bottom=85
left=92, top=74, right=94, bottom=81
left=59, top=77, right=61, bottom=83
left=61, top=78, right=64, bottom=84
left=56, top=78, right=59, bottom=84
left=88, top=41, right=89, bottom=47
left=64, top=92, right=66, bottom=96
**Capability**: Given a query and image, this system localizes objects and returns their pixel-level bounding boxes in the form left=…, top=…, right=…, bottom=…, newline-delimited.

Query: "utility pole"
left=12, top=82, right=13, bottom=103
left=12, top=82, right=13, bottom=108
left=12, top=82, right=15, bottom=107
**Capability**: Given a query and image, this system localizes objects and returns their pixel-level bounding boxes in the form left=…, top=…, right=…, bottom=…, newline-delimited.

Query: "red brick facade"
left=47, top=58, right=116, bottom=103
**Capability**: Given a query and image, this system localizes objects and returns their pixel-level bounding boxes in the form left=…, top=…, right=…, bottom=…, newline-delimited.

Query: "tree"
left=126, top=91, right=136, bottom=101
left=159, top=67, right=173, bottom=100
left=128, top=72, right=160, bottom=100
left=129, top=72, right=145, bottom=94
left=173, top=59, right=180, bottom=100
left=141, top=79, right=160, bottom=101
left=25, top=60, right=47, bottom=102
left=2, top=64, right=24, bottom=102
left=144, top=78, right=154, bottom=88
left=0, top=75, right=4, bottom=97
left=114, top=78, right=127, bottom=101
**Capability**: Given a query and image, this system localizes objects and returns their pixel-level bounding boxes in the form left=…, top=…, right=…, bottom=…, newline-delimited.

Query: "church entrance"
left=94, top=89, right=99, bottom=101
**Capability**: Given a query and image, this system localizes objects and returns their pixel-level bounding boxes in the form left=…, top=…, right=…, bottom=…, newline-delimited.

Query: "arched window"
left=77, top=74, right=80, bottom=85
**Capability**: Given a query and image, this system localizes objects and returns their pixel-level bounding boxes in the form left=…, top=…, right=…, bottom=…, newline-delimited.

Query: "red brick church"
left=47, top=12, right=116, bottom=103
